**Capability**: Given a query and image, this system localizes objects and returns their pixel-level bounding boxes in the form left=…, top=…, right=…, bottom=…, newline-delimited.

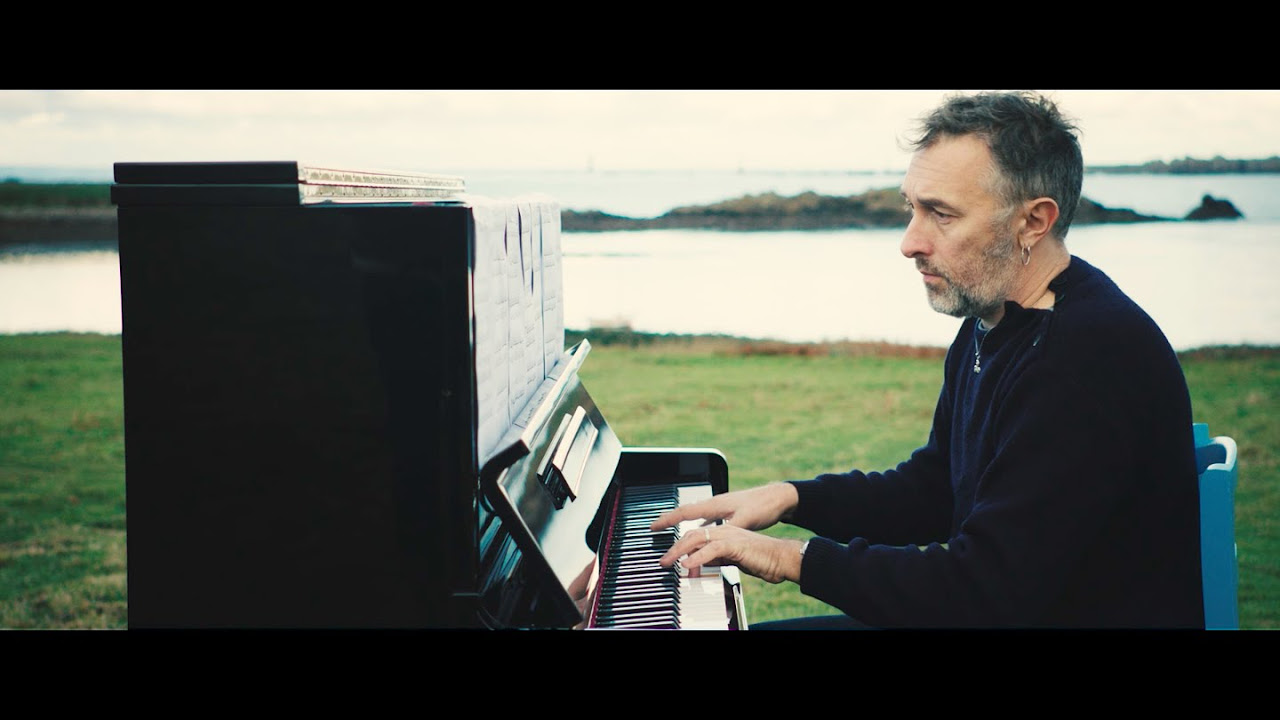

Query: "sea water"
left=2, top=169, right=1278, bottom=349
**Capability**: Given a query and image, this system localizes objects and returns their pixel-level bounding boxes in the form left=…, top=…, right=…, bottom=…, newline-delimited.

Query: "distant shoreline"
left=557, top=190, right=1220, bottom=232
left=1088, top=156, right=1280, bottom=174
left=5, top=158, right=1280, bottom=184
left=0, top=179, right=1248, bottom=245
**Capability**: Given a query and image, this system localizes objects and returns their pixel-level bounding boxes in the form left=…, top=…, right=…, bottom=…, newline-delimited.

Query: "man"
left=652, top=91, right=1205, bottom=628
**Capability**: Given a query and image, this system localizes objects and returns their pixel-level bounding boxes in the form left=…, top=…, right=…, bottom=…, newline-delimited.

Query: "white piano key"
left=592, top=482, right=737, bottom=630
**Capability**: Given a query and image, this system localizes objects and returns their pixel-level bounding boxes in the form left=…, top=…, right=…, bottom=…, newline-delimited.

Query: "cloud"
left=15, top=111, right=66, bottom=128
left=3, top=90, right=1278, bottom=172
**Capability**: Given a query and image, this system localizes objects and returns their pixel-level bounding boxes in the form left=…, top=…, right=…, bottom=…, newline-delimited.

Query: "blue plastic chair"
left=1193, top=423, right=1239, bottom=630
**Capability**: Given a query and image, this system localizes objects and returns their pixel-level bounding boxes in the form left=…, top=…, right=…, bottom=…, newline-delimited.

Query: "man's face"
left=899, top=134, right=1021, bottom=321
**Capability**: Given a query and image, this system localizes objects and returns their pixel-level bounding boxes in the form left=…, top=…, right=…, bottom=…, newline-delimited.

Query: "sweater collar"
left=1048, top=254, right=1085, bottom=296
left=983, top=255, right=1081, bottom=332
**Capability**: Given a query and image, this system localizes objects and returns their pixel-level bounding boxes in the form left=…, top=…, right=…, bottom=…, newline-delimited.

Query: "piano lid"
left=479, top=339, right=623, bottom=628
left=111, top=161, right=466, bottom=206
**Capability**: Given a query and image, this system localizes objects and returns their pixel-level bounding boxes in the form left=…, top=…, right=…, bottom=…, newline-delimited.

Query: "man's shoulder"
left=1050, top=256, right=1172, bottom=353
left=1036, top=257, right=1188, bottom=407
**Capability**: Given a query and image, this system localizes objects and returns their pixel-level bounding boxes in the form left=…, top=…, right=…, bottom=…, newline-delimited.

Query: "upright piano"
left=113, top=161, right=747, bottom=629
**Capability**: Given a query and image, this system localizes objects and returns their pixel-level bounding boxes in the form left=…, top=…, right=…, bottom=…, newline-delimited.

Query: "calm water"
left=3, top=170, right=1279, bottom=350
left=471, top=169, right=1280, bottom=222
left=560, top=220, right=1280, bottom=349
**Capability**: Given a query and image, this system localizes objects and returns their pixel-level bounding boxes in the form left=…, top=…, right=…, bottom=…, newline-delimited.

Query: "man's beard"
left=917, top=226, right=1019, bottom=320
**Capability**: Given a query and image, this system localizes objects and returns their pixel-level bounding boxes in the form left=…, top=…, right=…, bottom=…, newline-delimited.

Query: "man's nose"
left=900, top=214, right=930, bottom=259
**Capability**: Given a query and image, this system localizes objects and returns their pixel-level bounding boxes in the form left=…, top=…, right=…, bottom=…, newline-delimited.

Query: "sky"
left=4, top=89, right=1280, bottom=175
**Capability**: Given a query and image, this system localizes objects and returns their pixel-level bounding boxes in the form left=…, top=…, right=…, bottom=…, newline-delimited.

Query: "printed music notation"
left=472, top=195, right=566, bottom=466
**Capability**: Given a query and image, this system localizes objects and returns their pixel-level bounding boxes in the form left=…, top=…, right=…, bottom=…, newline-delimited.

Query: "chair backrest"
left=1193, top=423, right=1239, bottom=630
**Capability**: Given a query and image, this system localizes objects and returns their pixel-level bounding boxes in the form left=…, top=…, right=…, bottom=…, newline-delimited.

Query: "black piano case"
left=114, top=161, right=737, bottom=629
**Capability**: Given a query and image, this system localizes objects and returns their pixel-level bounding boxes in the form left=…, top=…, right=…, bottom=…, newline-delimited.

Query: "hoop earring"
left=1021, top=244, right=1031, bottom=266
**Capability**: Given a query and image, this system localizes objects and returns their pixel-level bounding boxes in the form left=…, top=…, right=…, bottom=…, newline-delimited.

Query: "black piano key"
left=600, top=586, right=682, bottom=603
left=600, top=611, right=678, bottom=629
left=597, top=605, right=680, bottom=621
left=596, top=595, right=679, bottom=611
left=601, top=575, right=679, bottom=590
left=593, top=482, right=724, bottom=629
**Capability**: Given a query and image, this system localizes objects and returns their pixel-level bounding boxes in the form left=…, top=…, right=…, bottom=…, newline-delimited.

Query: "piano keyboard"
left=591, top=482, right=737, bottom=629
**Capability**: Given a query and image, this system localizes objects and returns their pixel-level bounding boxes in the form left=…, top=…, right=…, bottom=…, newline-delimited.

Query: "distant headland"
left=559, top=189, right=1244, bottom=233
left=0, top=168, right=1254, bottom=246
left=1088, top=155, right=1280, bottom=174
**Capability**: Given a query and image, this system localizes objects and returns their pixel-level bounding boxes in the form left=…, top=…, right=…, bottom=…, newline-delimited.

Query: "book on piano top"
left=111, top=161, right=467, bottom=206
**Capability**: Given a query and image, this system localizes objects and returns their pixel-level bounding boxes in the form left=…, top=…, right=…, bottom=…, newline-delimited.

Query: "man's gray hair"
left=908, top=91, right=1084, bottom=239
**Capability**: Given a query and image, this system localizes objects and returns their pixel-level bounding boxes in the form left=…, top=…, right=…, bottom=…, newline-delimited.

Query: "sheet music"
left=509, top=198, right=540, bottom=423
left=539, top=198, right=564, bottom=376
left=472, top=197, right=511, bottom=465
left=470, top=194, right=566, bottom=466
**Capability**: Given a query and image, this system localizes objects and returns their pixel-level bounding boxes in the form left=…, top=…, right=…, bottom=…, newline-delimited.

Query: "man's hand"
left=658, top=523, right=806, bottom=585
left=649, top=482, right=799, bottom=533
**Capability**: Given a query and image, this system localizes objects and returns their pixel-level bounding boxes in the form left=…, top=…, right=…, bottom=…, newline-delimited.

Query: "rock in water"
left=1185, top=194, right=1244, bottom=221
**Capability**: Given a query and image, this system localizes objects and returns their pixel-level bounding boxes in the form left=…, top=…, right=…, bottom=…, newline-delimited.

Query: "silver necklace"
left=973, top=322, right=988, bottom=374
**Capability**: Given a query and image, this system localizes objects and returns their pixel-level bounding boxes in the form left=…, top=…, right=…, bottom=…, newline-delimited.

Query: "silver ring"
left=704, top=528, right=711, bottom=543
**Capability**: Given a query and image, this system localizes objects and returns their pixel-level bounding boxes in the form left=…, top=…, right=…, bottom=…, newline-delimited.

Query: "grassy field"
left=0, top=333, right=126, bottom=628
left=0, top=182, right=111, bottom=208
left=0, top=332, right=1275, bottom=629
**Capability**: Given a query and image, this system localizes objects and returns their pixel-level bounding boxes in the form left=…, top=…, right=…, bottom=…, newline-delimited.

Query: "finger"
left=679, top=527, right=726, bottom=573
left=657, top=526, right=699, bottom=566
left=658, top=524, right=718, bottom=569
left=649, top=503, right=711, bottom=531
left=649, top=508, right=686, bottom=532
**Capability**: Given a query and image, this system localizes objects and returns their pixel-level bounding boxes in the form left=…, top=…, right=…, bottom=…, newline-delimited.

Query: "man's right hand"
left=649, top=482, right=800, bottom=532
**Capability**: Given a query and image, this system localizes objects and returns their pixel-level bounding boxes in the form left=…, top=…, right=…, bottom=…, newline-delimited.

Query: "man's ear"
left=1021, top=198, right=1060, bottom=248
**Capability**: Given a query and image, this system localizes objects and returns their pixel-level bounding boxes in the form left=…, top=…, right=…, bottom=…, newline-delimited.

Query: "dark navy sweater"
left=790, top=256, right=1204, bottom=628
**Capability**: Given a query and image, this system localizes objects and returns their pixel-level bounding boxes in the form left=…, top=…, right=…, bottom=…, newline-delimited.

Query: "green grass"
left=0, top=182, right=112, bottom=208
left=1178, top=346, right=1280, bottom=627
left=575, top=341, right=939, bottom=622
left=0, top=332, right=1274, bottom=629
left=578, top=338, right=1280, bottom=628
left=0, top=333, right=126, bottom=628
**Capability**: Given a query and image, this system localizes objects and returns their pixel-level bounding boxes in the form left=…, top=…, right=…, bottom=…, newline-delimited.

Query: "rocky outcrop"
left=1071, top=198, right=1169, bottom=224
left=0, top=188, right=1247, bottom=246
left=658, top=188, right=907, bottom=231
left=1184, top=194, right=1244, bottom=221
left=561, top=188, right=1231, bottom=232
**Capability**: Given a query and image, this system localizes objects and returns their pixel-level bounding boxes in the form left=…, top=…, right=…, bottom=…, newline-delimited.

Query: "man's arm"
left=797, top=362, right=1152, bottom=627
left=651, top=378, right=957, bottom=585
left=786, top=372, right=957, bottom=546
left=788, top=431, right=954, bottom=545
